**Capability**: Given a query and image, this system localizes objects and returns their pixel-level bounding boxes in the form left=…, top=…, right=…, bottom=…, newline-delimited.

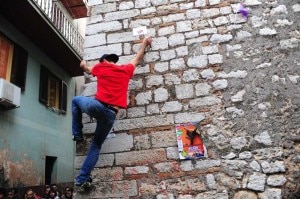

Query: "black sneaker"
left=72, top=135, right=84, bottom=142
left=80, top=181, right=91, bottom=189
left=75, top=176, right=93, bottom=188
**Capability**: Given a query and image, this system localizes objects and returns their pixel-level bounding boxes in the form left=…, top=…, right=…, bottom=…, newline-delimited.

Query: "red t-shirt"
left=91, top=61, right=134, bottom=109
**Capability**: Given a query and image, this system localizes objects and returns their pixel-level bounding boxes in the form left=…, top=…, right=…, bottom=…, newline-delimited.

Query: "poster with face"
left=176, top=122, right=207, bottom=160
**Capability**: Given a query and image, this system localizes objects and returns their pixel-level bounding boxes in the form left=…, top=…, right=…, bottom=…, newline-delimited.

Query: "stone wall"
left=75, top=0, right=300, bottom=198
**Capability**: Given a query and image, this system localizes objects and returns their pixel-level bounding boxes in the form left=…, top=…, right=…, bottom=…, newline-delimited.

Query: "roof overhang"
left=60, top=0, right=88, bottom=19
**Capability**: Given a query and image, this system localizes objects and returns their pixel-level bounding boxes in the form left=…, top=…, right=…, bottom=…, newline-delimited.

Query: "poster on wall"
left=176, top=122, right=207, bottom=160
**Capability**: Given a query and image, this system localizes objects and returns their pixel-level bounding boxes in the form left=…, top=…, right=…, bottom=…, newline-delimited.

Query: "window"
left=0, top=33, right=28, bottom=91
left=39, top=65, right=67, bottom=114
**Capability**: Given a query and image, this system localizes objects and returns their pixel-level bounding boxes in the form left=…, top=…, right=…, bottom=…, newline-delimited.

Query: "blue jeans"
left=72, top=96, right=116, bottom=184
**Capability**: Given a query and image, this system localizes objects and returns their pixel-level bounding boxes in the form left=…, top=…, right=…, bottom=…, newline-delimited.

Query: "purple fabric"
left=239, top=3, right=249, bottom=19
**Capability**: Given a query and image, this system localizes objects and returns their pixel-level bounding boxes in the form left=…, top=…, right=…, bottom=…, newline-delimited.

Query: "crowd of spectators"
left=0, top=184, right=74, bottom=199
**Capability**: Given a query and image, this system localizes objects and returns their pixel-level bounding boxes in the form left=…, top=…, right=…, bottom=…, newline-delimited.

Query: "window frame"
left=39, top=65, right=67, bottom=114
left=0, top=32, right=28, bottom=91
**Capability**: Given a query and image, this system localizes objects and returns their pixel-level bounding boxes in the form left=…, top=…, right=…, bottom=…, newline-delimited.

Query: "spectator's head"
left=51, top=183, right=58, bottom=191
left=25, top=189, right=36, bottom=199
left=7, top=188, right=17, bottom=199
left=64, top=186, right=73, bottom=199
left=45, top=184, right=51, bottom=194
left=49, top=189, right=57, bottom=199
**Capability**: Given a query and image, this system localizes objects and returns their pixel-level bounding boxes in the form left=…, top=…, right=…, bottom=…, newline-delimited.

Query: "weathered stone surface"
left=247, top=173, right=266, bottom=191
left=267, top=175, right=287, bottom=186
left=74, top=180, right=138, bottom=198
left=261, top=161, right=285, bottom=174
left=75, top=154, right=114, bottom=169
left=101, top=133, right=133, bottom=153
left=258, top=188, right=282, bottom=199
left=151, top=130, right=177, bottom=148
left=234, top=191, right=258, bottom=199
left=77, top=0, right=300, bottom=198
left=115, top=149, right=166, bottom=165
left=195, top=191, right=228, bottom=199
left=114, top=115, right=174, bottom=131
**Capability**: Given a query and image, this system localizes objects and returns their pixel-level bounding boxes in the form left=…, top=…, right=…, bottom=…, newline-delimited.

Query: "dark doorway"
left=45, top=156, right=57, bottom=185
